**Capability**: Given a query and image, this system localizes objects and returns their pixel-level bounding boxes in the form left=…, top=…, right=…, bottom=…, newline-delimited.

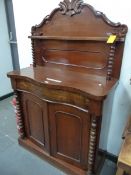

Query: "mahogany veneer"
left=7, top=0, right=128, bottom=174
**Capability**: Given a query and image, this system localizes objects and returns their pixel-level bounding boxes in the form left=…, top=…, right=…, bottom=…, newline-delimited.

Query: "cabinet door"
left=49, top=103, right=91, bottom=169
left=21, top=92, right=50, bottom=153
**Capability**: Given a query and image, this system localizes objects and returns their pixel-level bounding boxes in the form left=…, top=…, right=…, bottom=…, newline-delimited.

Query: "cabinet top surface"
left=8, top=65, right=117, bottom=100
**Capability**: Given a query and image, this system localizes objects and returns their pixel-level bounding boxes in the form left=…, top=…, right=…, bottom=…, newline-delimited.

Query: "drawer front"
left=16, top=79, right=90, bottom=110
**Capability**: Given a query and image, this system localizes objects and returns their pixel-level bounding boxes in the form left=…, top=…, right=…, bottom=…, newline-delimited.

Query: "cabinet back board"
left=30, top=0, right=128, bottom=80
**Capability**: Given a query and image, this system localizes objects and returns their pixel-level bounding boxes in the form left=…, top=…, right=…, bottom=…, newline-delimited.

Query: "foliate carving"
left=30, top=0, right=128, bottom=34
left=59, top=0, right=83, bottom=16
left=87, top=117, right=97, bottom=175
left=14, top=91, right=25, bottom=139
left=107, top=44, right=116, bottom=80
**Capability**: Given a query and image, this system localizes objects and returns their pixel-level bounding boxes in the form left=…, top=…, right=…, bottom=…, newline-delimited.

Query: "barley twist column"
left=87, top=116, right=98, bottom=175
left=14, top=91, right=25, bottom=139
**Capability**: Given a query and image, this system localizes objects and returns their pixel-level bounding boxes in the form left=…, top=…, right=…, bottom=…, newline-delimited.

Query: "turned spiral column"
left=14, top=91, right=25, bottom=139
left=107, top=44, right=116, bottom=80
left=31, top=39, right=36, bottom=67
left=87, top=116, right=98, bottom=175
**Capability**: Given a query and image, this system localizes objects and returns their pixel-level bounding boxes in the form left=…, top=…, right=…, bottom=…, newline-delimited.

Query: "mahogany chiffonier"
left=7, top=0, right=128, bottom=174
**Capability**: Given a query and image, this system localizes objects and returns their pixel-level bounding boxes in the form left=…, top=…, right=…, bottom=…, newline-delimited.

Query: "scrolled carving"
left=30, top=0, right=128, bottom=36
left=59, top=0, right=83, bottom=16
left=95, top=10, right=121, bottom=27
left=116, top=24, right=128, bottom=38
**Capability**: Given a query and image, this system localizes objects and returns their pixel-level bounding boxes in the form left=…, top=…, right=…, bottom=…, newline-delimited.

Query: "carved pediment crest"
left=59, top=0, right=83, bottom=16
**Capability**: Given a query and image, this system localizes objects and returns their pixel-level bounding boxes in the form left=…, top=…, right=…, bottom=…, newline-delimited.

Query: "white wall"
left=12, top=0, right=60, bottom=68
left=0, top=0, right=13, bottom=96
left=12, top=0, right=131, bottom=155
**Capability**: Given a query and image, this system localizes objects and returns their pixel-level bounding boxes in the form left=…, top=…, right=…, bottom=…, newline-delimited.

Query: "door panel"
left=26, top=99, right=45, bottom=144
left=55, top=111, right=82, bottom=161
left=21, top=92, right=50, bottom=152
left=49, top=103, right=91, bottom=169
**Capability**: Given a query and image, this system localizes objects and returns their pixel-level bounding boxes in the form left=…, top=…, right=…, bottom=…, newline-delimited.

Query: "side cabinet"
left=7, top=0, right=128, bottom=173
left=21, top=92, right=50, bottom=153
left=49, top=103, right=91, bottom=170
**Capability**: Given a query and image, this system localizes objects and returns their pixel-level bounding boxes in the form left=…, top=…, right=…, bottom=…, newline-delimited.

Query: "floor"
left=0, top=96, right=117, bottom=175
